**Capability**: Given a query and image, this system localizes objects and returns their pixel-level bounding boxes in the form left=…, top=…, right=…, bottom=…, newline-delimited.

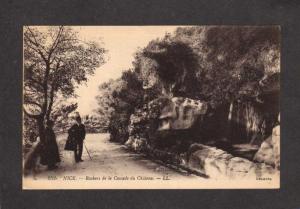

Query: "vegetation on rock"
left=96, top=26, right=279, bottom=148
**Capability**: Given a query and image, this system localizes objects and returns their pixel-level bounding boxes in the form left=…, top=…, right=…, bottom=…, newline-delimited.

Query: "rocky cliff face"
left=254, top=115, right=280, bottom=169
left=228, top=73, right=279, bottom=144
left=125, top=94, right=279, bottom=150
left=228, top=101, right=265, bottom=144
left=124, top=79, right=279, bottom=178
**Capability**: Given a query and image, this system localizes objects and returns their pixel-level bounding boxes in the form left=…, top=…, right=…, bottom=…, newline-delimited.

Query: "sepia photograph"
left=22, top=26, right=280, bottom=189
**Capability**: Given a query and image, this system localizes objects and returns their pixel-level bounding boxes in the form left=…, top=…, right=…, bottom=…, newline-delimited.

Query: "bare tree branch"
left=48, top=26, right=64, bottom=61
left=24, top=29, right=49, bottom=64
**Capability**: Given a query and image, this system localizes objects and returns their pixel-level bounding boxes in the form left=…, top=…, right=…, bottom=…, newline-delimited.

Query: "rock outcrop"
left=253, top=115, right=280, bottom=169
left=158, top=97, right=208, bottom=131
left=125, top=97, right=208, bottom=150
left=124, top=96, right=280, bottom=179
left=226, top=73, right=279, bottom=144
left=187, top=143, right=276, bottom=179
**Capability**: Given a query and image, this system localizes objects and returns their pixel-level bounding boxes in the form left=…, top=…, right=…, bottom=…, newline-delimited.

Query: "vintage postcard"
left=22, top=26, right=280, bottom=189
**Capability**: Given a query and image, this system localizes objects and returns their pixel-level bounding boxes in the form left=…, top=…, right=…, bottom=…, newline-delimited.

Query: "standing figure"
left=40, top=120, right=61, bottom=170
left=68, top=116, right=86, bottom=163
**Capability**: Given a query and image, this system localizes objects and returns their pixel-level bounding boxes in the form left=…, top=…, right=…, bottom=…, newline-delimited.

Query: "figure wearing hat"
left=68, top=114, right=86, bottom=162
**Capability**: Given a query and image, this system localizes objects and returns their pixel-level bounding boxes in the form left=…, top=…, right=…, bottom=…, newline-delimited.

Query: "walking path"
left=23, top=133, right=201, bottom=189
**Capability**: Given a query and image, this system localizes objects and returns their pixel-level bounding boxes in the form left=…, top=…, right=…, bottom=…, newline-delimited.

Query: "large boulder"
left=126, top=97, right=208, bottom=149
left=158, top=97, right=208, bottom=131
left=253, top=124, right=280, bottom=169
left=187, top=143, right=276, bottom=179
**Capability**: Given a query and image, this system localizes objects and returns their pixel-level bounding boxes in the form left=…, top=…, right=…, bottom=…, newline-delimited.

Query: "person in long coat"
left=40, top=120, right=61, bottom=170
left=68, top=116, right=86, bottom=163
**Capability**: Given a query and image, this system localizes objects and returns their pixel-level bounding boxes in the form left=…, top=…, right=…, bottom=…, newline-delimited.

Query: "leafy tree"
left=172, top=26, right=280, bottom=143
left=95, top=70, right=144, bottom=142
left=51, top=102, right=78, bottom=131
left=23, top=26, right=106, bottom=143
left=95, top=78, right=125, bottom=131
left=133, top=36, right=200, bottom=98
left=173, top=26, right=280, bottom=106
left=98, top=26, right=280, bottom=146
left=110, top=70, right=144, bottom=142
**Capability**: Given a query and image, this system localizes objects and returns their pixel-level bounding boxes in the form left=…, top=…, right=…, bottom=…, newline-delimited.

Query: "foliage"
left=133, top=37, right=200, bottom=98
left=23, top=115, right=38, bottom=144
left=81, top=114, right=106, bottom=133
left=23, top=26, right=106, bottom=143
left=95, top=78, right=123, bottom=127
left=96, top=26, right=280, bottom=145
left=51, top=102, right=78, bottom=132
left=173, top=26, right=280, bottom=106
left=95, top=70, right=144, bottom=142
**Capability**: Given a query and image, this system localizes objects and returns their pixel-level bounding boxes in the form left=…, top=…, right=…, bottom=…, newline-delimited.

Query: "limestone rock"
left=127, top=97, right=208, bottom=148
left=253, top=124, right=280, bottom=169
left=188, top=143, right=275, bottom=179
left=158, top=97, right=208, bottom=131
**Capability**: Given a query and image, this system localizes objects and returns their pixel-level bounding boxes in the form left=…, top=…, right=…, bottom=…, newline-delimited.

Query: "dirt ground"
left=24, top=133, right=200, bottom=181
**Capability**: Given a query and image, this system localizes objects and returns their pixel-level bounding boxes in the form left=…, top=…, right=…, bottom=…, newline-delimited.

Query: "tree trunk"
left=37, top=116, right=46, bottom=143
left=46, top=86, right=55, bottom=122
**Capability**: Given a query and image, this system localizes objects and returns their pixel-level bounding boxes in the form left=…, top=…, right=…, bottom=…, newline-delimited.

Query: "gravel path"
left=23, top=133, right=200, bottom=189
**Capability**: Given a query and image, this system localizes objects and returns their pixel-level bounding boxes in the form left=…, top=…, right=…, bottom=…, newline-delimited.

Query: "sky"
left=73, top=26, right=179, bottom=115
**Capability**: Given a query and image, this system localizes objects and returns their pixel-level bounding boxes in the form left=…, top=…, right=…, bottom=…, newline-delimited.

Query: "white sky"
left=73, top=26, right=179, bottom=115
